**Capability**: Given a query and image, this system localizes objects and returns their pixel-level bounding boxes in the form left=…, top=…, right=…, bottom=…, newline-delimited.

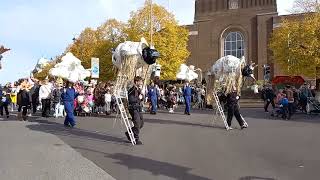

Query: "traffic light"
left=263, top=65, right=271, bottom=81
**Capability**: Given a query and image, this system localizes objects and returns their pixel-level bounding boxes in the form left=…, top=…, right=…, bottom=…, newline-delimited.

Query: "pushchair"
left=274, top=105, right=289, bottom=119
left=307, top=97, right=320, bottom=114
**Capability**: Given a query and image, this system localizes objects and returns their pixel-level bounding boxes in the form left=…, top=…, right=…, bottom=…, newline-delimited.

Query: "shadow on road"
left=25, top=119, right=128, bottom=145
left=144, top=117, right=226, bottom=130
left=240, top=108, right=320, bottom=124
left=73, top=146, right=212, bottom=180
left=239, top=176, right=277, bottom=180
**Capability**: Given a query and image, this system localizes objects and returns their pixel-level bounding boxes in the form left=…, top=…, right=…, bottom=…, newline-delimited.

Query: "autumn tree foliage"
left=269, top=2, right=320, bottom=77
left=34, top=1, right=190, bottom=81
left=126, top=0, right=190, bottom=80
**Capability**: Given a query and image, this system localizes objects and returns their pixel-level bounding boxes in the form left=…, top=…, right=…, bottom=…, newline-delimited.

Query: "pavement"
left=0, top=108, right=320, bottom=180
left=0, top=120, right=115, bottom=180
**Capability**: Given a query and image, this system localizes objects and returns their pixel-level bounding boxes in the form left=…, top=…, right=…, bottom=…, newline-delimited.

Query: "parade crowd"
left=0, top=78, right=207, bottom=121
left=261, top=83, right=318, bottom=120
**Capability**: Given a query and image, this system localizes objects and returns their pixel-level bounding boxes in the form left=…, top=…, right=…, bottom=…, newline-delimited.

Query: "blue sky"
left=0, top=0, right=295, bottom=83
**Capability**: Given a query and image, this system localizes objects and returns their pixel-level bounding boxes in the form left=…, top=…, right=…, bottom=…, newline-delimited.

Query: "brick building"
left=186, top=0, right=290, bottom=80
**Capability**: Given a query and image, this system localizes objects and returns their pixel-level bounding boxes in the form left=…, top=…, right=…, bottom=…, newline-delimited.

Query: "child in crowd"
left=52, top=79, right=64, bottom=118
left=105, top=89, right=112, bottom=115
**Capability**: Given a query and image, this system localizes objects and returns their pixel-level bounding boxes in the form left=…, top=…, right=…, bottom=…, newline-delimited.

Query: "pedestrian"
left=300, top=83, right=313, bottom=113
left=52, top=79, right=64, bottom=118
left=167, top=86, right=176, bottom=113
left=284, top=85, right=294, bottom=119
left=279, top=94, right=289, bottom=119
left=264, top=85, right=276, bottom=114
left=225, top=85, right=247, bottom=130
left=30, top=79, right=40, bottom=114
left=148, top=81, right=159, bottom=115
left=183, top=81, right=192, bottom=115
left=125, top=76, right=144, bottom=145
left=61, top=81, right=78, bottom=128
left=39, top=79, right=52, bottom=117
left=17, top=81, right=31, bottom=121
left=104, top=88, right=112, bottom=115
left=0, top=87, right=11, bottom=118
left=10, top=82, right=19, bottom=111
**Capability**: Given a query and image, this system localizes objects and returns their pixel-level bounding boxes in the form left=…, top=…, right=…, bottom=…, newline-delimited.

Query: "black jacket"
left=226, top=92, right=239, bottom=107
left=17, top=89, right=31, bottom=106
left=52, top=88, right=63, bottom=103
left=265, top=88, right=276, bottom=100
left=128, top=86, right=141, bottom=109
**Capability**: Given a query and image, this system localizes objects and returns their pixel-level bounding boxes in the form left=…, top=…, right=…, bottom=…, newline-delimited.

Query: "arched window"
left=224, top=31, right=245, bottom=58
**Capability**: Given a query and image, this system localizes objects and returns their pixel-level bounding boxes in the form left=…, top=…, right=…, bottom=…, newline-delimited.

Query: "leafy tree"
left=126, top=0, right=190, bottom=80
left=68, top=24, right=121, bottom=81
left=269, top=11, right=320, bottom=77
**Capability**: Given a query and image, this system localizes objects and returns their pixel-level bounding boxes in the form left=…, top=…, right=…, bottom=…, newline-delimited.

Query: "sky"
left=0, top=0, right=295, bottom=84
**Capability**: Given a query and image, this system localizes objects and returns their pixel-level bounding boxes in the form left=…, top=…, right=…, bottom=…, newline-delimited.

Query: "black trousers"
left=41, top=99, right=51, bottom=117
left=288, top=103, right=294, bottom=119
left=227, top=104, right=244, bottom=127
left=0, top=104, right=9, bottom=116
left=128, top=109, right=144, bottom=140
left=32, top=101, right=38, bottom=114
left=18, top=105, right=28, bottom=119
left=264, top=99, right=275, bottom=111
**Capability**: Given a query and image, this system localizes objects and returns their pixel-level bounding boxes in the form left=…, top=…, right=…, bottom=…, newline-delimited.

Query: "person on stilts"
left=226, top=85, right=248, bottom=130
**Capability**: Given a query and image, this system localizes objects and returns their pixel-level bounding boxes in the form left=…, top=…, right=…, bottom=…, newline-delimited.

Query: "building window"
left=229, top=0, right=239, bottom=9
left=224, top=31, right=245, bottom=58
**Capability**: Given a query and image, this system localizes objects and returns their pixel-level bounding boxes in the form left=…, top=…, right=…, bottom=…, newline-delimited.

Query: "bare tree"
left=291, top=0, right=320, bottom=13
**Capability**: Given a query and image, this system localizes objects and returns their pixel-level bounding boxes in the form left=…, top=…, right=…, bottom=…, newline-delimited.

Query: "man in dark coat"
left=125, top=76, right=144, bottom=145
left=226, top=86, right=247, bottom=130
left=264, top=85, right=276, bottom=114
left=30, top=81, right=40, bottom=114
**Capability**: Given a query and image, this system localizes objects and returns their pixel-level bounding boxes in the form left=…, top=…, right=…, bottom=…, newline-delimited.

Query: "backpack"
left=142, top=47, right=160, bottom=65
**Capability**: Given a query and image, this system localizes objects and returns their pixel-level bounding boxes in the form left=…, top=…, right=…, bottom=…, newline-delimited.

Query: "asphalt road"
left=3, top=107, right=320, bottom=180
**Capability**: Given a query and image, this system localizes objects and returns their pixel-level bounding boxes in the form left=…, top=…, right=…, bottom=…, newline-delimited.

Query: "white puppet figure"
left=176, top=64, right=199, bottom=82
left=112, top=37, right=160, bottom=96
left=49, top=53, right=91, bottom=83
left=206, top=55, right=254, bottom=97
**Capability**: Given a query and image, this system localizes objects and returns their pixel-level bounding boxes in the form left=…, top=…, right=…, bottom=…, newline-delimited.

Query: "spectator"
left=284, top=85, right=294, bottom=119
left=17, top=81, right=31, bottom=121
left=0, top=86, right=11, bottom=118
left=264, top=85, right=276, bottom=114
left=39, top=79, right=52, bottom=117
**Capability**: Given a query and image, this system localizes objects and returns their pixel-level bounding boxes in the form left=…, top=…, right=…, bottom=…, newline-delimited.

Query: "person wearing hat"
left=183, top=81, right=192, bottom=115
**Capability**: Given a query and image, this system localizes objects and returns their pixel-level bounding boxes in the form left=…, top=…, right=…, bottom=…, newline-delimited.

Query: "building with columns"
left=186, top=0, right=286, bottom=80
